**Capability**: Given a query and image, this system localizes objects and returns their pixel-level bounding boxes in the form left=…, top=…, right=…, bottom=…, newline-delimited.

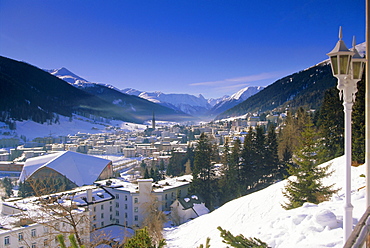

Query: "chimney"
left=137, top=179, right=153, bottom=195
left=87, top=189, right=93, bottom=203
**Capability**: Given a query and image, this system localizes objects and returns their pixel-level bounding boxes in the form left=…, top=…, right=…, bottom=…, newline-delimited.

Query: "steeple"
left=152, top=111, right=155, bottom=130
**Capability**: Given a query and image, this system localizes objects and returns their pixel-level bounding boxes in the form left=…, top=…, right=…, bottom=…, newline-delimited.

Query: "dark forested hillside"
left=216, top=63, right=336, bottom=119
left=75, top=83, right=193, bottom=123
left=0, top=56, right=192, bottom=125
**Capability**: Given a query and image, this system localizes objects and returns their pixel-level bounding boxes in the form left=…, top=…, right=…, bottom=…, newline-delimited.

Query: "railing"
left=344, top=206, right=370, bottom=248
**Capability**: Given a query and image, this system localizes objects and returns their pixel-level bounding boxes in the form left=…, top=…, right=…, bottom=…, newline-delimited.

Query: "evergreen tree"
left=219, top=139, right=241, bottom=204
left=144, top=168, right=150, bottom=179
left=240, top=127, right=257, bottom=193
left=352, top=75, right=365, bottom=164
left=264, top=124, right=280, bottom=180
left=191, top=133, right=216, bottom=210
left=167, top=151, right=186, bottom=176
left=282, top=118, right=338, bottom=210
left=124, top=227, right=166, bottom=248
left=2, top=177, right=12, bottom=198
left=218, top=226, right=270, bottom=248
left=316, top=87, right=344, bottom=163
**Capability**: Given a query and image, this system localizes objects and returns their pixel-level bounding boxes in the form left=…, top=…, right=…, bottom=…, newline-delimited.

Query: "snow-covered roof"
left=19, top=151, right=111, bottom=186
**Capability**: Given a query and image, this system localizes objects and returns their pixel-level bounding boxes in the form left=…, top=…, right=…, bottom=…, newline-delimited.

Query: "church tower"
left=152, top=111, right=155, bottom=130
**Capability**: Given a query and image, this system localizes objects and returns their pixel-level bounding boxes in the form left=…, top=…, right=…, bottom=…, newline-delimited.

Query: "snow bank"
left=164, top=156, right=366, bottom=248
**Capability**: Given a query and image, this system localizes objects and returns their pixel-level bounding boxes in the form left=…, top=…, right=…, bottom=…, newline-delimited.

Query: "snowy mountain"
left=45, top=67, right=88, bottom=85
left=165, top=156, right=366, bottom=247
left=122, top=89, right=215, bottom=118
left=46, top=68, right=263, bottom=119
left=208, top=86, right=264, bottom=116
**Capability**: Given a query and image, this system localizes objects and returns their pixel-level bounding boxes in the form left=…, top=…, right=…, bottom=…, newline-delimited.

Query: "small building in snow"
left=170, top=195, right=209, bottom=225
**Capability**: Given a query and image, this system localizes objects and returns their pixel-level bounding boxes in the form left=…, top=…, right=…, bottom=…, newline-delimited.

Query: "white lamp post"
left=327, top=27, right=366, bottom=243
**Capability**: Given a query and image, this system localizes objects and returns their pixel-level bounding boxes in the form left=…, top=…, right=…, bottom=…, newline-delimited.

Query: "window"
left=125, top=212, right=128, bottom=218
left=93, top=206, right=96, bottom=212
left=43, top=226, right=48, bottom=233
left=110, top=214, right=113, bottom=220
left=125, top=195, right=128, bottom=201
left=101, top=221, right=104, bottom=227
left=165, top=194, right=167, bottom=200
left=44, top=239, right=49, bottom=246
left=18, top=232, right=23, bottom=241
left=101, top=205, right=104, bottom=210
left=125, top=204, right=127, bottom=210
left=4, top=236, right=9, bottom=245
left=31, top=243, right=36, bottom=248
left=31, top=229, right=36, bottom=237
left=116, top=194, right=119, bottom=199
left=110, top=206, right=113, bottom=212
left=116, top=219, right=119, bottom=224
left=116, top=202, right=119, bottom=208
left=101, top=213, right=104, bottom=219
left=134, top=207, right=138, bottom=212
left=134, top=215, right=138, bottom=221
left=116, top=210, right=119, bottom=216
left=93, top=224, right=97, bottom=229
left=93, top=215, right=96, bottom=221
left=134, top=198, right=138, bottom=203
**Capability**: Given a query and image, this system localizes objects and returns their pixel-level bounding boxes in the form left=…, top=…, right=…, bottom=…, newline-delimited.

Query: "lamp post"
left=327, top=27, right=366, bottom=243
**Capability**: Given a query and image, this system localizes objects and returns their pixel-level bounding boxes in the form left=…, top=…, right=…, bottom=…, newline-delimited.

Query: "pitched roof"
left=19, top=151, right=111, bottom=186
left=178, top=195, right=203, bottom=210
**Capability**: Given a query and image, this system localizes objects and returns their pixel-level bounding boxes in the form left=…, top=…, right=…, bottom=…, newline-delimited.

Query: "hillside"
left=216, top=63, right=336, bottom=119
left=165, top=156, right=366, bottom=247
left=0, top=56, right=192, bottom=125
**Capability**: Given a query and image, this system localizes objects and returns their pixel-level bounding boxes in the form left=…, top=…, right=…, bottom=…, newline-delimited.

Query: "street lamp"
left=327, top=27, right=366, bottom=243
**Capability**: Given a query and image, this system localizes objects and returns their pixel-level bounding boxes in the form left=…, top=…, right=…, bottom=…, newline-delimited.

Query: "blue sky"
left=0, top=0, right=365, bottom=99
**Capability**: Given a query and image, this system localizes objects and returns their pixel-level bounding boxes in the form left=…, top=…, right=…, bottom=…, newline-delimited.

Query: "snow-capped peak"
left=229, top=86, right=264, bottom=101
left=45, top=67, right=88, bottom=84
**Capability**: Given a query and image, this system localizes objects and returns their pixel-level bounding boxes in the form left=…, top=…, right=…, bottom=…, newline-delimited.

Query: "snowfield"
left=164, top=156, right=366, bottom=247
left=8, top=115, right=147, bottom=141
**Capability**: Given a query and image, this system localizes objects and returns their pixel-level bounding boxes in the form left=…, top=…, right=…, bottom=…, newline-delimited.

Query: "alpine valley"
left=2, top=44, right=364, bottom=137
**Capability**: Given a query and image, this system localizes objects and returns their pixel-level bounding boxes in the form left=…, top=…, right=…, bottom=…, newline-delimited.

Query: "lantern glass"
left=352, top=61, right=363, bottom=80
left=330, top=56, right=338, bottom=75
left=339, top=55, right=351, bottom=74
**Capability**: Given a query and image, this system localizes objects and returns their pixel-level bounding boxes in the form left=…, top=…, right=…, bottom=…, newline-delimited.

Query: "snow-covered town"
left=1, top=1, right=368, bottom=247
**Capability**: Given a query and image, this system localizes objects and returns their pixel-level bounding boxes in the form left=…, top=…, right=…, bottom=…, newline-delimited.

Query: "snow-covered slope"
left=15, top=116, right=146, bottom=141
left=165, top=156, right=366, bottom=248
left=208, top=86, right=264, bottom=115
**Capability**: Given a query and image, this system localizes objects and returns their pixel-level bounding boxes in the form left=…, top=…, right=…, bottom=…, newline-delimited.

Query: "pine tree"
left=191, top=133, right=216, bottom=210
left=240, top=127, right=257, bottom=193
left=218, top=226, right=270, bottom=248
left=316, top=87, right=344, bottom=163
left=352, top=75, right=365, bottom=164
left=282, top=118, right=338, bottom=210
left=219, top=139, right=241, bottom=204
left=264, top=124, right=280, bottom=180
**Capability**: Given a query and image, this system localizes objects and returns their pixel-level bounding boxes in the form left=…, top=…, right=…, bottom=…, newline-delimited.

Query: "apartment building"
left=0, top=176, right=191, bottom=247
